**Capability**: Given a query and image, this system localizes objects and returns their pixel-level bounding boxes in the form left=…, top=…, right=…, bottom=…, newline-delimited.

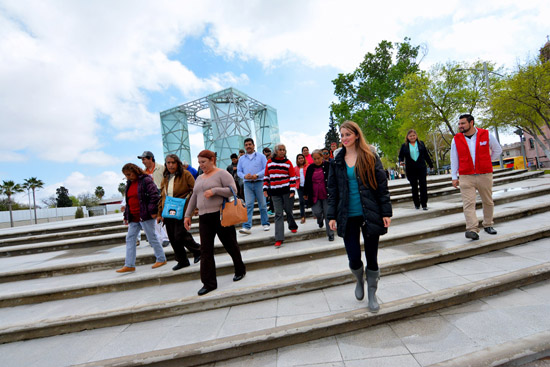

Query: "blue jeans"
left=243, top=181, right=269, bottom=229
left=125, top=219, right=166, bottom=267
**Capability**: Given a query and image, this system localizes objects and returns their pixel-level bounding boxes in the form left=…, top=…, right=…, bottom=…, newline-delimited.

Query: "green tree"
left=56, top=186, right=72, bottom=207
left=95, top=186, right=105, bottom=200
left=331, top=38, right=422, bottom=160
left=396, top=61, right=500, bottom=157
left=23, top=177, right=44, bottom=224
left=69, top=195, right=80, bottom=207
left=0, top=180, right=24, bottom=227
left=491, top=58, right=550, bottom=161
left=118, top=182, right=126, bottom=197
left=77, top=192, right=100, bottom=208
left=324, top=112, right=341, bottom=148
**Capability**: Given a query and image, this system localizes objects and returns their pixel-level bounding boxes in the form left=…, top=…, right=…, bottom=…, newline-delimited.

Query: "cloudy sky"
left=1, top=0, right=548, bottom=204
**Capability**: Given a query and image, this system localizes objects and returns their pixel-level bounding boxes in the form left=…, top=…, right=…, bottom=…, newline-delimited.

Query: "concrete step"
left=2, top=232, right=548, bottom=366
left=0, top=168, right=522, bottom=242
left=1, top=193, right=548, bottom=308
left=1, top=175, right=547, bottom=258
left=1, top=214, right=548, bottom=345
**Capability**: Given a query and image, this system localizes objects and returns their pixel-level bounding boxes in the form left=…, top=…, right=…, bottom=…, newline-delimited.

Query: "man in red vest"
left=451, top=114, right=502, bottom=240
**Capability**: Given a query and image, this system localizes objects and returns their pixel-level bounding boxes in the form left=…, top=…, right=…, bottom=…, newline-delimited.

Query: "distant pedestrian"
left=451, top=114, right=502, bottom=240
left=157, top=154, right=201, bottom=271
left=227, top=153, right=243, bottom=198
left=237, top=138, right=270, bottom=234
left=304, top=149, right=333, bottom=241
left=117, top=163, right=167, bottom=273
left=183, top=161, right=199, bottom=179
left=138, top=150, right=170, bottom=247
left=398, top=129, right=434, bottom=210
left=262, top=147, right=275, bottom=215
left=294, top=153, right=309, bottom=224
left=322, top=148, right=332, bottom=162
left=184, top=150, right=246, bottom=296
left=302, top=146, right=314, bottom=165
left=263, top=144, right=298, bottom=247
left=327, top=121, right=392, bottom=313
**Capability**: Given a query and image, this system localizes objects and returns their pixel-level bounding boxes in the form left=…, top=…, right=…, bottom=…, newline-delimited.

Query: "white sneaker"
left=239, top=228, right=251, bottom=235
left=263, top=225, right=270, bottom=231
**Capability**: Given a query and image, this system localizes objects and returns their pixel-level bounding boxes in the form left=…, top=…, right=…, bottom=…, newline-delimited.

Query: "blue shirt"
left=237, top=152, right=267, bottom=182
left=186, top=166, right=198, bottom=179
left=347, top=164, right=362, bottom=217
left=409, top=143, right=419, bottom=161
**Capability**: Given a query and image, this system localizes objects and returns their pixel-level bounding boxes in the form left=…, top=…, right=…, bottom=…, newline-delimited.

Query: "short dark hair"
left=262, top=147, right=271, bottom=154
left=230, top=153, right=238, bottom=159
left=301, top=146, right=309, bottom=152
left=244, top=138, right=254, bottom=145
left=459, top=114, right=475, bottom=123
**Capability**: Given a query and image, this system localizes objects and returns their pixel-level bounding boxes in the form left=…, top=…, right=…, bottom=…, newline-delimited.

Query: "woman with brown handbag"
left=184, top=150, right=246, bottom=296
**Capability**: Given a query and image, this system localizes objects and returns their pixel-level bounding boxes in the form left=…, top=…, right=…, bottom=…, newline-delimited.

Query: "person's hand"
left=303, top=195, right=308, bottom=200
left=193, top=208, right=199, bottom=216
left=156, top=216, right=162, bottom=224
left=184, top=217, right=191, bottom=231
left=289, top=192, right=295, bottom=198
left=204, top=189, right=214, bottom=198
left=383, top=217, right=391, bottom=228
left=232, top=166, right=237, bottom=171
left=123, top=219, right=128, bottom=226
left=452, top=179, right=459, bottom=188
left=263, top=191, right=268, bottom=197
left=329, top=219, right=337, bottom=231
left=244, top=173, right=252, bottom=180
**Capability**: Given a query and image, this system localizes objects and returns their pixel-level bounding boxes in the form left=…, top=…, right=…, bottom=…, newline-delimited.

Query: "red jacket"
left=455, top=128, right=493, bottom=175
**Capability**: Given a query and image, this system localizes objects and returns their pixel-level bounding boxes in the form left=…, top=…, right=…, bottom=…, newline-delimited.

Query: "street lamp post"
left=456, top=62, right=504, bottom=168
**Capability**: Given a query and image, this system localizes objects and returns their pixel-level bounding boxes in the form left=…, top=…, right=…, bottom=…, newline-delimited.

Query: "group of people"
left=116, top=113, right=502, bottom=312
left=117, top=150, right=245, bottom=297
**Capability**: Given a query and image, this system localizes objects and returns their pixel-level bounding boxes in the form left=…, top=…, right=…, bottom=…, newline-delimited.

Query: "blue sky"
left=1, top=0, right=548, bottom=204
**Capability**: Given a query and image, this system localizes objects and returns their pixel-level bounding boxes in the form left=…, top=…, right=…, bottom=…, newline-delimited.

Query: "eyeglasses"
left=323, top=152, right=329, bottom=155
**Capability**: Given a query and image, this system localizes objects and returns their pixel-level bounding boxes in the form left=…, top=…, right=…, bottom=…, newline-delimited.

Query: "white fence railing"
left=0, top=204, right=123, bottom=224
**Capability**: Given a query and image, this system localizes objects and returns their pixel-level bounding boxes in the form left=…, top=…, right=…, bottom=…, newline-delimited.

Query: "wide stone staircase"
left=0, top=169, right=549, bottom=367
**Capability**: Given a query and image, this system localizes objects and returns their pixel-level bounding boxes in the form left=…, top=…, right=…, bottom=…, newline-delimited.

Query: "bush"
left=75, top=207, right=84, bottom=219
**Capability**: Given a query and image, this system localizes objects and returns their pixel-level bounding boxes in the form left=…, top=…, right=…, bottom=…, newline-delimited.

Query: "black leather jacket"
left=327, top=147, right=392, bottom=237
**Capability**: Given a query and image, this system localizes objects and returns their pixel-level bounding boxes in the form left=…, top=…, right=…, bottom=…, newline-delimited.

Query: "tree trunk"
left=7, top=194, right=14, bottom=227
left=32, top=189, right=38, bottom=224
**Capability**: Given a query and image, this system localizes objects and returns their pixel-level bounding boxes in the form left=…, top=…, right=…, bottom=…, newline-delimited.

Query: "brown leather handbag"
left=220, top=187, right=248, bottom=227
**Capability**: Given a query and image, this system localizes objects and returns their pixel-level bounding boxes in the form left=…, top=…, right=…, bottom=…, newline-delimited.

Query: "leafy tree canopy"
left=396, top=60, right=501, bottom=149
left=56, top=186, right=72, bottom=207
left=95, top=186, right=105, bottom=200
left=331, top=37, right=422, bottom=160
left=491, top=58, right=550, bottom=159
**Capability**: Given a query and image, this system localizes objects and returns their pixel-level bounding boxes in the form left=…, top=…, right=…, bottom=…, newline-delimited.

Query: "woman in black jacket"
left=398, top=129, right=433, bottom=210
left=327, top=121, right=392, bottom=312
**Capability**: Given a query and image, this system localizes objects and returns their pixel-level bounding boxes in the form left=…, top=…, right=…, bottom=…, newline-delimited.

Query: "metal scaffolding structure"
left=160, top=88, right=279, bottom=169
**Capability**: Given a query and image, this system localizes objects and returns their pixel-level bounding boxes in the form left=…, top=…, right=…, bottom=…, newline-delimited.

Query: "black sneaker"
left=484, top=227, right=497, bottom=235
left=465, top=231, right=479, bottom=240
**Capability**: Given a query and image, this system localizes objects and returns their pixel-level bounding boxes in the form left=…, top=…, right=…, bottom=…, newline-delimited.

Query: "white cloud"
left=1, top=0, right=548, bottom=169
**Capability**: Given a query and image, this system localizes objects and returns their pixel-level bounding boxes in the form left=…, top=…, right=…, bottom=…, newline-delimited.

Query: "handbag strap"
left=221, top=186, right=239, bottom=210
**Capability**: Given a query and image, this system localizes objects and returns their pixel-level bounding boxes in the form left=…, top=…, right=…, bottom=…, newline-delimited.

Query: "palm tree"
left=95, top=186, right=105, bottom=200
left=0, top=180, right=24, bottom=227
left=21, top=181, right=33, bottom=224
left=24, top=177, right=44, bottom=224
left=118, top=182, right=126, bottom=197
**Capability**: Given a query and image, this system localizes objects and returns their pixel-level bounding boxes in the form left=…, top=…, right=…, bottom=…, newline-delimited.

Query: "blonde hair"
left=340, top=120, right=377, bottom=189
